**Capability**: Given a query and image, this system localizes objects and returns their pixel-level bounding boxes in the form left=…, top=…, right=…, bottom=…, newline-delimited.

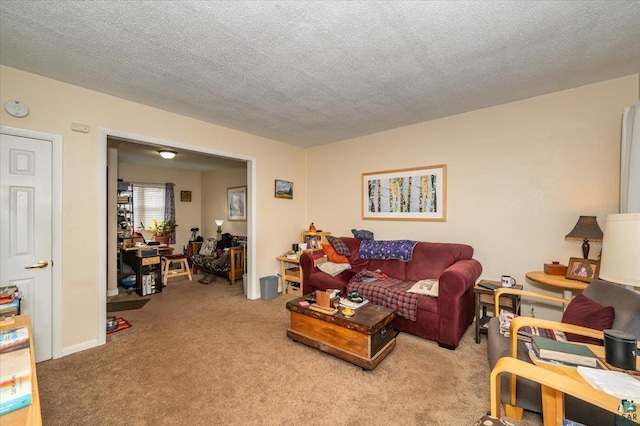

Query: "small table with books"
left=526, top=336, right=640, bottom=425
left=474, top=280, right=522, bottom=343
left=0, top=314, right=41, bottom=425
left=286, top=296, right=396, bottom=370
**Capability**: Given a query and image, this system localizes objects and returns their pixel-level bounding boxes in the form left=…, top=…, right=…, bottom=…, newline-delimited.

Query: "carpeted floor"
left=37, top=275, right=543, bottom=425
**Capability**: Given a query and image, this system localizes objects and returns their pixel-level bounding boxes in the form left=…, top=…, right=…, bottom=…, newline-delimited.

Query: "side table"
left=474, top=281, right=522, bottom=343
left=276, top=256, right=303, bottom=297
left=525, top=271, right=587, bottom=301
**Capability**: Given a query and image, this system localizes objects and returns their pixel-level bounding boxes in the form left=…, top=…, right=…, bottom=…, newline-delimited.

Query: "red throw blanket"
left=347, top=279, right=420, bottom=321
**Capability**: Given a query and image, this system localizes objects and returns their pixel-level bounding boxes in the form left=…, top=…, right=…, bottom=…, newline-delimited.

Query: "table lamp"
left=215, top=219, right=224, bottom=240
left=599, top=213, right=640, bottom=370
left=565, top=216, right=603, bottom=258
left=599, top=213, right=640, bottom=288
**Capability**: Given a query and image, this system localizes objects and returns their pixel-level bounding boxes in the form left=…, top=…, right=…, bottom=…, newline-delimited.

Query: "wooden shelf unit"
left=301, top=231, right=331, bottom=250
left=277, top=256, right=303, bottom=297
left=474, top=281, right=522, bottom=343
left=277, top=231, right=331, bottom=297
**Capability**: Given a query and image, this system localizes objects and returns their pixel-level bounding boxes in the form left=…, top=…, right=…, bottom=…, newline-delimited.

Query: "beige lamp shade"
left=599, top=213, right=640, bottom=288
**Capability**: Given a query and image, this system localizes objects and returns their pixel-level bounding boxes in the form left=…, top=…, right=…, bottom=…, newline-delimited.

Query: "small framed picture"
left=566, top=257, right=600, bottom=283
left=274, top=179, right=293, bottom=199
left=227, top=186, right=247, bottom=221
left=180, top=191, right=192, bottom=202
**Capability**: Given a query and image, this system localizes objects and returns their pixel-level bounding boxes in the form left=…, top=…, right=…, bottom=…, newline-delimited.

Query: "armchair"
left=487, top=279, right=640, bottom=425
left=191, top=235, right=245, bottom=285
left=490, top=357, right=623, bottom=426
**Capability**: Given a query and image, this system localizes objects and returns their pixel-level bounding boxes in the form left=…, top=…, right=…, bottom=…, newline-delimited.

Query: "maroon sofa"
left=300, top=237, right=482, bottom=349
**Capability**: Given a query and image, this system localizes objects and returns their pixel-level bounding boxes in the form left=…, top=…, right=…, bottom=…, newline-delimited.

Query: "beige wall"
left=201, top=168, right=248, bottom=238
left=307, top=75, right=639, bottom=319
left=0, top=65, right=307, bottom=352
left=118, top=163, right=203, bottom=250
left=1, top=63, right=637, bottom=354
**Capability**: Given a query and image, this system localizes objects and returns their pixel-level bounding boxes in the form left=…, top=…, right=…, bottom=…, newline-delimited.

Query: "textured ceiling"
left=1, top=1, right=640, bottom=148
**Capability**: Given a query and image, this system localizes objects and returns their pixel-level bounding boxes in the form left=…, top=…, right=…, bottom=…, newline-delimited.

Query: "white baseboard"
left=61, top=338, right=100, bottom=358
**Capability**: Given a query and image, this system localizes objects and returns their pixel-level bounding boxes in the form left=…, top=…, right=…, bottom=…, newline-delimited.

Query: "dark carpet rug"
left=106, top=299, right=149, bottom=312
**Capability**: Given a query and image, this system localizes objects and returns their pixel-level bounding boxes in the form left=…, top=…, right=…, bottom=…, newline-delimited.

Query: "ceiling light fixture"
left=159, top=150, right=177, bottom=159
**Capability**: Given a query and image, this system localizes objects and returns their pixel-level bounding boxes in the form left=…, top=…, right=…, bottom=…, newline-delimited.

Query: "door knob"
left=25, top=260, right=48, bottom=269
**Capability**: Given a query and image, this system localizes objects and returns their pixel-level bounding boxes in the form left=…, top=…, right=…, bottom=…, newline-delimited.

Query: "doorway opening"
left=98, top=128, right=257, bottom=346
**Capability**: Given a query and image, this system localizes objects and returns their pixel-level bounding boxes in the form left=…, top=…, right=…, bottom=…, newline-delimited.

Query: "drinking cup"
left=501, top=275, right=516, bottom=288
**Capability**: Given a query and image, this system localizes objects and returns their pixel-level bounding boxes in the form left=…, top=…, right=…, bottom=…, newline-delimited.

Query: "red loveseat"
left=300, top=237, right=482, bottom=349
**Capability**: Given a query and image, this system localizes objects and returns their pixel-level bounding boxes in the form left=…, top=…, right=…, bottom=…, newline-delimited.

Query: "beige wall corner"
left=306, top=74, right=639, bottom=319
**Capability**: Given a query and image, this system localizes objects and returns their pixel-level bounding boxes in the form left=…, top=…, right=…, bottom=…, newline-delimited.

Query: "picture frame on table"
left=566, top=257, right=600, bottom=283
left=362, top=164, right=447, bottom=221
left=227, top=186, right=247, bottom=221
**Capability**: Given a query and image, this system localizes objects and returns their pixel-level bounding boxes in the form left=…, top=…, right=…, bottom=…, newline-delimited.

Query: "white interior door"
left=0, top=133, right=53, bottom=362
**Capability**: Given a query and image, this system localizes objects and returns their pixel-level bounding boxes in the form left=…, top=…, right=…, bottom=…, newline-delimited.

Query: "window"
left=132, top=182, right=165, bottom=231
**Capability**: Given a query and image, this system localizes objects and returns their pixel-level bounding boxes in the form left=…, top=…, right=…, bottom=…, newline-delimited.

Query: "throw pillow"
left=407, top=279, right=439, bottom=297
left=199, top=238, right=217, bottom=256
left=322, top=243, right=349, bottom=264
left=317, top=261, right=352, bottom=277
left=561, top=293, right=615, bottom=345
left=326, top=236, right=351, bottom=256
left=351, top=229, right=374, bottom=240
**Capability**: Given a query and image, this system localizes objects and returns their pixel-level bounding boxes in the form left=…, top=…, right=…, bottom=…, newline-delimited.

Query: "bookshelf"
left=301, top=231, right=331, bottom=250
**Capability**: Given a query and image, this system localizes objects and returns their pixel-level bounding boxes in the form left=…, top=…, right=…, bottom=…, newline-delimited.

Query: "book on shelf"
left=0, top=326, right=30, bottom=354
left=339, top=298, right=369, bottom=310
left=0, top=285, right=18, bottom=304
left=0, top=347, right=33, bottom=415
left=0, top=298, right=20, bottom=320
left=530, top=336, right=598, bottom=368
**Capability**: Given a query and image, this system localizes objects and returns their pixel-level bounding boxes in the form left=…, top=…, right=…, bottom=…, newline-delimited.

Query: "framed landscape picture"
left=227, top=186, right=247, bottom=221
left=274, top=179, right=293, bottom=199
left=362, top=164, right=447, bottom=221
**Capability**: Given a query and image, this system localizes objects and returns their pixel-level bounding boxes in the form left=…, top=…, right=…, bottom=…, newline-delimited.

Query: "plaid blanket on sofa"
left=347, top=279, right=420, bottom=321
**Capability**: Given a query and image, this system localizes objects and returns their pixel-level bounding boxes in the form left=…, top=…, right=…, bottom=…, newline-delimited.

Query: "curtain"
left=164, top=182, right=176, bottom=244
left=621, top=100, right=640, bottom=213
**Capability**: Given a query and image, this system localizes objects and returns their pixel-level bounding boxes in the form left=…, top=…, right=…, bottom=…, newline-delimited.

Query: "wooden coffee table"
left=286, top=297, right=396, bottom=370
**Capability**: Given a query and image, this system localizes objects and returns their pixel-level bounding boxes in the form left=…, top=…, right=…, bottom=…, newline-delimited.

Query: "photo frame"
left=227, top=186, right=247, bottom=221
left=566, top=257, right=600, bottom=283
left=180, top=190, right=192, bottom=202
left=274, top=179, right=293, bottom=199
left=362, top=164, right=447, bottom=221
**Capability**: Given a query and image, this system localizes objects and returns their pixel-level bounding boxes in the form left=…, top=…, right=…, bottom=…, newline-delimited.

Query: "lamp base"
left=582, top=239, right=590, bottom=259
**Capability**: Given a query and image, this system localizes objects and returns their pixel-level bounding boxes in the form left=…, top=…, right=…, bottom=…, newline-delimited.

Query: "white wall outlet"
left=71, top=122, right=89, bottom=133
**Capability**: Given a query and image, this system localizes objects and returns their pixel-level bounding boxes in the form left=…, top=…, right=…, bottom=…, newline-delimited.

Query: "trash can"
left=243, top=273, right=248, bottom=296
left=260, top=275, right=278, bottom=300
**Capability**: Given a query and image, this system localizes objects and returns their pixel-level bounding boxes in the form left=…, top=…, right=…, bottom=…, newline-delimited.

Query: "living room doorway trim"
left=97, top=127, right=257, bottom=347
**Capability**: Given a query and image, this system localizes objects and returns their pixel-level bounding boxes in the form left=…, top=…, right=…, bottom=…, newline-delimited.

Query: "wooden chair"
left=488, top=281, right=640, bottom=425
left=490, top=357, right=623, bottom=426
